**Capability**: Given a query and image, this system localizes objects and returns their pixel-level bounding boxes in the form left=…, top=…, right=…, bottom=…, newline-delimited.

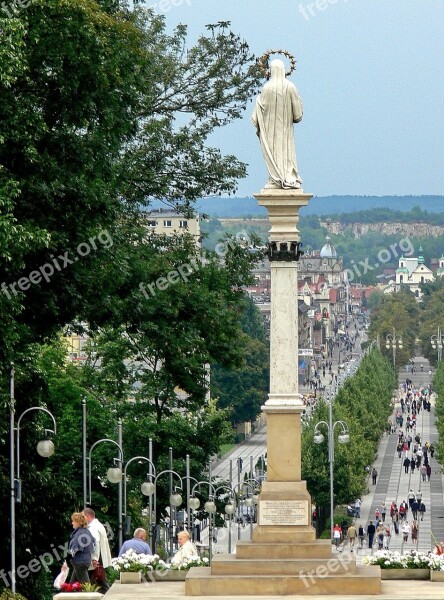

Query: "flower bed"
left=111, top=549, right=168, bottom=577
left=362, top=550, right=431, bottom=570
left=111, top=549, right=209, bottom=582
left=169, top=557, right=209, bottom=571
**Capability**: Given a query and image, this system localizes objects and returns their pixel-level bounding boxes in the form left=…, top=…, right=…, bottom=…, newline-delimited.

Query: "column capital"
left=254, top=189, right=313, bottom=244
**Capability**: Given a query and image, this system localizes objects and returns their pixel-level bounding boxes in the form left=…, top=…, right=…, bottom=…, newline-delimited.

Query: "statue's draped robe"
left=252, top=60, right=303, bottom=189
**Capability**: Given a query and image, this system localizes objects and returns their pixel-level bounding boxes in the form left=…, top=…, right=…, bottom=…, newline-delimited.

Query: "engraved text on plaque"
left=259, top=500, right=309, bottom=526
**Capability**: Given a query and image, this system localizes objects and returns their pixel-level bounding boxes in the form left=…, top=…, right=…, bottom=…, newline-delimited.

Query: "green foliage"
left=367, top=289, right=419, bottom=368
left=211, top=296, right=269, bottom=425
left=418, top=288, right=444, bottom=366
left=302, top=347, right=394, bottom=507
left=0, top=4, right=261, bottom=599
left=433, top=361, right=444, bottom=463
left=0, top=591, right=29, bottom=600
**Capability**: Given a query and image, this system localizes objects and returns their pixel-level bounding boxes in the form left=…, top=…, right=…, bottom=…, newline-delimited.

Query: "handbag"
left=92, top=563, right=106, bottom=581
left=54, top=561, right=69, bottom=588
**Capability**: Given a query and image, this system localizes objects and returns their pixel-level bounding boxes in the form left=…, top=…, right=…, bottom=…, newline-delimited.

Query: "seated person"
left=170, top=530, right=198, bottom=567
left=118, top=528, right=151, bottom=556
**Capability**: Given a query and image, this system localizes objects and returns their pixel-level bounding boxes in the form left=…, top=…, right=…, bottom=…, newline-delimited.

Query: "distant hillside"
left=193, top=195, right=444, bottom=217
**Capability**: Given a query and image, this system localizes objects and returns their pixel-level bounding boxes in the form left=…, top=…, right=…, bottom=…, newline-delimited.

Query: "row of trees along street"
left=367, top=278, right=444, bottom=368
left=0, top=3, right=267, bottom=599
left=432, top=361, right=444, bottom=464
left=301, top=347, right=396, bottom=535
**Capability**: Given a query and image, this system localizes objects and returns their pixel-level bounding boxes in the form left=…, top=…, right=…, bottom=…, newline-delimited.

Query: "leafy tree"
left=367, top=289, right=419, bottom=368
left=418, top=289, right=444, bottom=365
left=302, top=347, right=394, bottom=522
left=211, top=296, right=269, bottom=425
left=0, top=3, right=261, bottom=598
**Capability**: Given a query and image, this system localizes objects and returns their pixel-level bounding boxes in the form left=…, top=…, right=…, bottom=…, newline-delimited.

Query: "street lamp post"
left=431, top=327, right=443, bottom=362
left=122, top=456, right=156, bottom=547
left=313, top=397, right=349, bottom=543
left=88, top=437, right=124, bottom=548
left=9, top=368, right=57, bottom=594
left=385, top=328, right=403, bottom=368
left=141, top=469, right=183, bottom=556
left=189, top=480, right=217, bottom=561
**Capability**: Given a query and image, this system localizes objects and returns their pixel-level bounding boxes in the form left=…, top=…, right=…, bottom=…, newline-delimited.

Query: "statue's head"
left=269, top=59, right=286, bottom=80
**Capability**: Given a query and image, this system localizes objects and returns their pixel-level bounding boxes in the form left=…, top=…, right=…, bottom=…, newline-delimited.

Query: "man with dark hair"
left=367, top=521, right=376, bottom=548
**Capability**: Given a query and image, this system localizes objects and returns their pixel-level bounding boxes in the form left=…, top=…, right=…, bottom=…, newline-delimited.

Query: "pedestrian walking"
left=411, top=499, right=419, bottom=521
left=418, top=502, right=426, bottom=521
left=399, top=501, right=408, bottom=520
left=421, top=464, right=427, bottom=482
left=347, top=524, right=357, bottom=552
left=333, top=523, right=342, bottom=550
left=367, top=521, right=376, bottom=549
left=376, top=523, right=385, bottom=550
left=410, top=458, right=416, bottom=474
left=426, top=463, right=432, bottom=481
left=354, top=498, right=362, bottom=518
left=375, top=507, right=380, bottom=522
left=403, top=456, right=410, bottom=473
left=402, top=521, right=410, bottom=543
left=358, top=524, right=365, bottom=549
left=83, top=508, right=112, bottom=593
left=383, top=524, right=391, bottom=549
left=381, top=502, right=387, bottom=523
left=407, top=490, right=416, bottom=508
left=411, top=520, right=419, bottom=544
left=372, top=467, right=378, bottom=485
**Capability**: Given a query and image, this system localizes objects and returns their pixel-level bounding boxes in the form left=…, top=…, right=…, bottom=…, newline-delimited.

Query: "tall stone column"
left=253, top=188, right=314, bottom=543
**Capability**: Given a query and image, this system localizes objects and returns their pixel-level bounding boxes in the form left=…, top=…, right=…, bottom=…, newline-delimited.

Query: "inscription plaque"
left=259, top=500, right=309, bottom=526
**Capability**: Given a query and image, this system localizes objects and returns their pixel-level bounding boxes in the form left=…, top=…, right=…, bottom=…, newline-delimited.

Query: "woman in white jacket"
left=171, top=531, right=199, bottom=567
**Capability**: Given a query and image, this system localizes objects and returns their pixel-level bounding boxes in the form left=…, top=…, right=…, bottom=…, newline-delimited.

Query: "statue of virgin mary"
left=252, top=59, right=303, bottom=190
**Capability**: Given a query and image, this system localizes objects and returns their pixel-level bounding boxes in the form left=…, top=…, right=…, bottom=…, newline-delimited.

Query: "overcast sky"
left=157, top=0, right=444, bottom=198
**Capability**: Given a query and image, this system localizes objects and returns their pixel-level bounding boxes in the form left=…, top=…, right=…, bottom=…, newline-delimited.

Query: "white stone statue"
left=252, top=59, right=303, bottom=190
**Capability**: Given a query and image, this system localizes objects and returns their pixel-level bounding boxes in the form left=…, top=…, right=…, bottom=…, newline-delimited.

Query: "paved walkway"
left=105, top=580, right=444, bottom=600
left=344, top=356, right=444, bottom=560
left=205, top=356, right=444, bottom=558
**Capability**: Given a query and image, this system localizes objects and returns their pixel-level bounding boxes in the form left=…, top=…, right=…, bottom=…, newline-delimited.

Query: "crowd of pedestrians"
left=335, top=374, right=435, bottom=554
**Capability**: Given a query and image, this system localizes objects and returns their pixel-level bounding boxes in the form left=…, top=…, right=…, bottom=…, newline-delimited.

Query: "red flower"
left=60, top=581, right=83, bottom=592
left=435, top=543, right=444, bottom=555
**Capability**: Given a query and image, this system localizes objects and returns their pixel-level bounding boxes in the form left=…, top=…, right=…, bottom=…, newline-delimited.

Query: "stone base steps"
left=185, top=566, right=382, bottom=596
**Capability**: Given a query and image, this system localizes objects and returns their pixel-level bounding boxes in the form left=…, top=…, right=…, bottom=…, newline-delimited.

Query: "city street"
left=203, top=355, right=444, bottom=558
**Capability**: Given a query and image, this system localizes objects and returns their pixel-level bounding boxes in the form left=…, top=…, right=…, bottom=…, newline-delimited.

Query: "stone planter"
left=431, top=570, right=444, bottom=582
left=120, top=571, right=142, bottom=584
left=150, top=570, right=188, bottom=581
left=54, top=594, right=103, bottom=600
left=381, top=568, right=430, bottom=580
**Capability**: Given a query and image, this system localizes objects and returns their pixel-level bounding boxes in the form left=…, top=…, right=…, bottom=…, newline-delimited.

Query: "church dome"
left=320, top=236, right=337, bottom=259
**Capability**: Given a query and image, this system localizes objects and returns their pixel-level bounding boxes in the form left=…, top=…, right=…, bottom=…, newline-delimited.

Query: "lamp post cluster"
left=385, top=328, right=403, bottom=368
left=431, top=327, right=443, bottom=362
left=313, top=389, right=350, bottom=542
left=9, top=368, right=58, bottom=594
left=9, top=371, right=264, bottom=593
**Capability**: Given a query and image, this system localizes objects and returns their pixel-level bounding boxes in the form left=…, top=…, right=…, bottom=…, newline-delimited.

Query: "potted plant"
left=429, top=542, right=444, bottom=581
left=53, top=581, right=103, bottom=599
left=151, top=556, right=210, bottom=581
left=362, top=550, right=430, bottom=580
left=111, top=549, right=167, bottom=584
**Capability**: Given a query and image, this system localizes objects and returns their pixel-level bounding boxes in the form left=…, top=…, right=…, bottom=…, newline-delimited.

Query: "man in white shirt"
left=83, top=508, right=112, bottom=592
